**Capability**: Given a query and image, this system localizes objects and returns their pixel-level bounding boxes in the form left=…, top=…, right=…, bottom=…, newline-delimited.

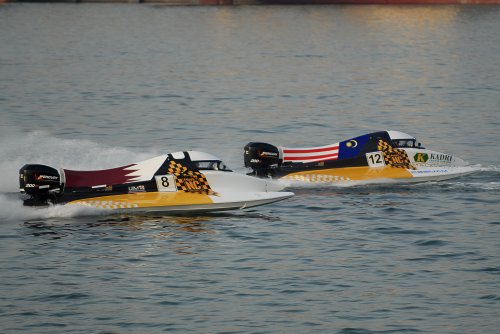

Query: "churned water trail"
left=0, top=194, right=108, bottom=221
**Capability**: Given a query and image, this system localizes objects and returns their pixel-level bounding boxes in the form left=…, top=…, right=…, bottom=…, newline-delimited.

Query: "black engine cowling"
left=243, top=142, right=281, bottom=177
left=19, top=164, right=62, bottom=206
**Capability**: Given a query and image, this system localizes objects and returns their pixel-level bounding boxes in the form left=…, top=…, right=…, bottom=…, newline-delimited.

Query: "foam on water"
left=0, top=129, right=162, bottom=220
left=480, top=165, right=500, bottom=173
left=0, top=128, right=161, bottom=193
left=0, top=194, right=108, bottom=221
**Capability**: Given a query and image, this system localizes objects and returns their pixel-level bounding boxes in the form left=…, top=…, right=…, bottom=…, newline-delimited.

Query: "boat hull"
left=69, top=190, right=294, bottom=214
left=281, top=165, right=474, bottom=185
left=19, top=150, right=294, bottom=213
left=244, top=131, right=475, bottom=186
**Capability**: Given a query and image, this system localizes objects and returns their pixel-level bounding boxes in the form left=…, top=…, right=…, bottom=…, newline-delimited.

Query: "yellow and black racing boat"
left=19, top=151, right=293, bottom=213
left=244, top=130, right=474, bottom=184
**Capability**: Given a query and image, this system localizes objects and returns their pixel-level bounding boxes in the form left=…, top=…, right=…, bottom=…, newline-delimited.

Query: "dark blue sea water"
left=1, top=4, right=499, bottom=333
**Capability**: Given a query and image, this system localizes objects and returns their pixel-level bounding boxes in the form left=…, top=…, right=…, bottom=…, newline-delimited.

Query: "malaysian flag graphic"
left=282, top=143, right=340, bottom=163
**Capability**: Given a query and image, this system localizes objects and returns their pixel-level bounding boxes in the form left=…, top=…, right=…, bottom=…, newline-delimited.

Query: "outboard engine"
left=19, top=164, right=62, bottom=206
left=243, top=142, right=281, bottom=177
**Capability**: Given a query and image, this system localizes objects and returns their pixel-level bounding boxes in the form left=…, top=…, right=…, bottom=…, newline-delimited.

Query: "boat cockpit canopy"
left=392, top=139, right=423, bottom=149
left=194, top=160, right=231, bottom=171
left=184, top=151, right=232, bottom=171
left=387, top=130, right=425, bottom=149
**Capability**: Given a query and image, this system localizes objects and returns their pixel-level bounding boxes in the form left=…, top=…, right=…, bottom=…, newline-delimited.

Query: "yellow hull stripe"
left=69, top=192, right=213, bottom=209
left=283, top=166, right=413, bottom=182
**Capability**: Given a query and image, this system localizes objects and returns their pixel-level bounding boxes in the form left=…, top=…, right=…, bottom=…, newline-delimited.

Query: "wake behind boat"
left=19, top=151, right=293, bottom=213
left=244, top=130, right=474, bottom=185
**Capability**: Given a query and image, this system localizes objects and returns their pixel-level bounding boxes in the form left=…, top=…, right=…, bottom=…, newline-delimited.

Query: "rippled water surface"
left=1, top=4, right=499, bottom=334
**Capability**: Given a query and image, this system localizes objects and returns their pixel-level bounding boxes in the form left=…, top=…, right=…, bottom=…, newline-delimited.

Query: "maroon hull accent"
left=64, top=165, right=138, bottom=188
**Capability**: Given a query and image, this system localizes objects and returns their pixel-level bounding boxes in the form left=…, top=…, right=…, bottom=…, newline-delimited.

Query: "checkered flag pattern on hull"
left=377, top=139, right=416, bottom=170
left=167, top=161, right=216, bottom=195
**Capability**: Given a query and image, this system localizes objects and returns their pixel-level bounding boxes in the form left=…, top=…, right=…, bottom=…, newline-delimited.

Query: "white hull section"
left=362, top=167, right=476, bottom=185
left=203, top=170, right=285, bottom=193
left=408, top=166, right=477, bottom=182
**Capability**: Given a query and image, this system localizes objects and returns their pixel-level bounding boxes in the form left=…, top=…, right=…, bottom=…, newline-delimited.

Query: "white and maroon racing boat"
left=19, top=151, right=293, bottom=213
left=244, top=130, right=474, bottom=185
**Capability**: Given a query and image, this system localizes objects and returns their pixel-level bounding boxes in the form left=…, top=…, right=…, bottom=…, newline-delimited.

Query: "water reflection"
left=23, top=211, right=280, bottom=239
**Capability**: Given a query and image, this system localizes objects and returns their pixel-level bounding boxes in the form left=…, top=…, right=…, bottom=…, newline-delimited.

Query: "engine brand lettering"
left=250, top=159, right=261, bottom=163
left=260, top=152, right=278, bottom=157
left=37, top=175, right=59, bottom=181
left=25, top=184, right=37, bottom=188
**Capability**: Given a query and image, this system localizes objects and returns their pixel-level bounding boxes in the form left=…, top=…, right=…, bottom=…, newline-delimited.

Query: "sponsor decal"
left=285, top=174, right=351, bottom=182
left=410, top=169, right=449, bottom=174
left=377, top=139, right=416, bottom=170
left=166, top=161, right=216, bottom=195
left=429, top=153, right=452, bottom=162
left=414, top=153, right=429, bottom=163
left=178, top=177, right=203, bottom=191
left=105, top=185, right=113, bottom=192
left=128, top=185, right=146, bottom=193
left=413, top=152, right=453, bottom=165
